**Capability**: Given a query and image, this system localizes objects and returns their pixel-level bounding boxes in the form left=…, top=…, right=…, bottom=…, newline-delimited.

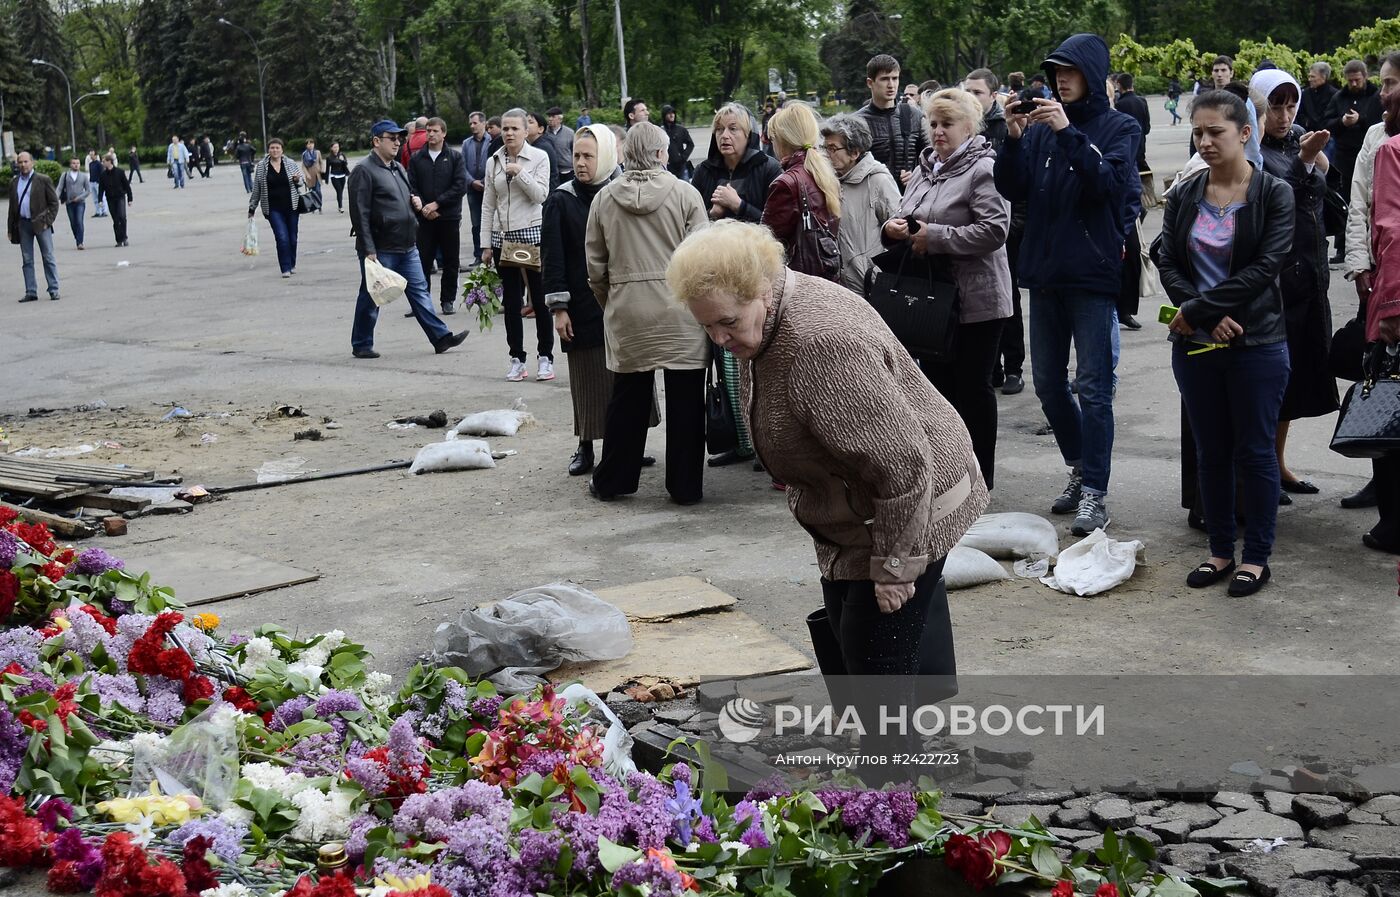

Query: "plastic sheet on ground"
left=1039, top=529, right=1146, bottom=597
left=14, top=444, right=100, bottom=458
left=959, top=512, right=1060, bottom=560
left=432, top=583, right=633, bottom=691
left=253, top=457, right=312, bottom=483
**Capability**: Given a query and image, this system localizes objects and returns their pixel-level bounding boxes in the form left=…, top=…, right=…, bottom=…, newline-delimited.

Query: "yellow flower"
left=191, top=613, right=221, bottom=632
left=55, top=616, right=72, bottom=631
left=375, top=873, right=434, bottom=892
left=95, top=782, right=200, bottom=825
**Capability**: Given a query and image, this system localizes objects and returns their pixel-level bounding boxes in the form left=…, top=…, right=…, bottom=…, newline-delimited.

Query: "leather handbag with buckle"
left=497, top=158, right=540, bottom=271
left=863, top=244, right=960, bottom=362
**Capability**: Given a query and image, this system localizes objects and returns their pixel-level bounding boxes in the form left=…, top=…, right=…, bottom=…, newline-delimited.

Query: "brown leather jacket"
left=8, top=171, right=59, bottom=241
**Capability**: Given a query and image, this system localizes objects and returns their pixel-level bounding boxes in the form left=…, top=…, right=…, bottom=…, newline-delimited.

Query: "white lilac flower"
left=237, top=637, right=276, bottom=678
left=286, top=660, right=325, bottom=682
left=721, top=840, right=751, bottom=858
left=716, top=872, right=738, bottom=889
left=219, top=805, right=254, bottom=827
left=130, top=732, right=168, bottom=765
left=201, top=885, right=256, bottom=897
left=91, top=740, right=135, bottom=768
left=289, top=787, right=356, bottom=842
left=241, top=762, right=311, bottom=799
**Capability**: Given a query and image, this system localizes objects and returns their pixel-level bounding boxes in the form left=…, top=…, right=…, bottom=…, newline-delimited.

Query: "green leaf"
left=1032, top=842, right=1064, bottom=879
left=598, top=836, right=643, bottom=873
left=1125, top=832, right=1158, bottom=862
left=282, top=720, right=335, bottom=739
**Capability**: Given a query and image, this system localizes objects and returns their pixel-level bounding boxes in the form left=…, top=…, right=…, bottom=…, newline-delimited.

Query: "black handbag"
left=789, top=186, right=840, bottom=280
left=1329, top=316, right=1366, bottom=382
left=863, top=244, right=960, bottom=361
left=1331, top=344, right=1400, bottom=459
left=1323, top=187, right=1348, bottom=238
left=297, top=182, right=322, bottom=215
left=705, top=349, right=738, bottom=455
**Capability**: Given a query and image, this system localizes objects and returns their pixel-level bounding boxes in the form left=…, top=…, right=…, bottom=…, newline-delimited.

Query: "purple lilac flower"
left=268, top=695, right=313, bottom=732
left=694, top=815, right=717, bottom=843
left=144, top=676, right=186, bottom=725
left=172, top=624, right=213, bottom=662
left=106, top=597, right=133, bottom=617
left=733, top=800, right=770, bottom=849
left=11, top=669, right=56, bottom=699
left=611, top=855, right=684, bottom=896
left=391, top=780, right=510, bottom=842
left=63, top=609, right=115, bottom=660
left=492, top=828, right=562, bottom=897
left=51, top=828, right=103, bottom=889
left=440, top=815, right=508, bottom=894
left=666, top=778, right=704, bottom=846
left=168, top=816, right=249, bottom=862
left=387, top=712, right=424, bottom=777
left=0, top=530, right=21, bottom=568
left=36, top=798, right=73, bottom=832
left=516, top=748, right=570, bottom=780
left=593, top=772, right=674, bottom=849
left=346, top=757, right=390, bottom=797
left=82, top=673, right=144, bottom=713
left=344, top=812, right=379, bottom=862
left=284, top=731, right=344, bottom=777
left=372, top=857, right=433, bottom=881
left=0, top=628, right=43, bottom=671
left=670, top=762, right=692, bottom=787
left=314, top=689, right=363, bottom=717
left=815, top=789, right=918, bottom=848
left=552, top=808, right=605, bottom=876
left=0, top=704, right=29, bottom=793
left=471, top=694, right=504, bottom=722
left=109, top=612, right=155, bottom=671
left=225, top=632, right=248, bottom=647
left=72, top=548, right=125, bottom=576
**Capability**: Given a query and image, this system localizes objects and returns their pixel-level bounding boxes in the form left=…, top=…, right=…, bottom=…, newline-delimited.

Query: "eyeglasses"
left=377, top=134, right=403, bottom=143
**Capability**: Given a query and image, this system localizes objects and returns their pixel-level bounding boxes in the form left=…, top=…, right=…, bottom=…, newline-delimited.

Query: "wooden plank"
left=56, top=492, right=150, bottom=512
left=0, top=501, right=98, bottom=538
left=113, top=546, right=320, bottom=606
left=0, top=458, right=153, bottom=479
left=0, top=477, right=95, bottom=500
left=593, top=576, right=737, bottom=621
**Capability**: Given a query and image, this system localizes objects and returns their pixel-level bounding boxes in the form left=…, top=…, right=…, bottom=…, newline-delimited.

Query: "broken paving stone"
left=1224, top=848, right=1359, bottom=897
left=974, top=763, right=1027, bottom=786
left=1359, top=796, right=1400, bottom=815
left=695, top=680, right=737, bottom=712
left=1132, top=799, right=1169, bottom=815
left=1257, top=775, right=1297, bottom=793
left=653, top=705, right=697, bottom=727
left=1330, top=773, right=1379, bottom=802
left=937, top=797, right=986, bottom=817
left=1215, top=792, right=1266, bottom=812
left=1091, top=797, right=1138, bottom=830
left=1063, top=792, right=1118, bottom=810
left=1124, top=827, right=1164, bottom=847
left=1263, top=791, right=1298, bottom=816
left=1054, top=805, right=1092, bottom=827
left=1150, top=819, right=1195, bottom=844
left=951, top=778, right=1020, bottom=800
left=1231, top=761, right=1267, bottom=778
left=972, top=741, right=1034, bottom=768
left=1291, top=768, right=1331, bottom=794
left=102, top=517, right=127, bottom=536
left=1293, top=794, right=1350, bottom=829
left=145, top=499, right=193, bottom=515
left=648, top=683, right=677, bottom=702
left=1348, top=809, right=1386, bottom=825
left=1308, top=824, right=1400, bottom=869
left=1001, top=789, right=1076, bottom=805
left=1160, top=843, right=1219, bottom=874
left=1190, top=810, right=1305, bottom=843
left=1385, top=810, right=1400, bottom=826
left=987, top=805, right=1052, bottom=829
left=682, top=711, right=719, bottom=730
left=1273, top=882, right=1330, bottom=897
left=1047, top=827, right=1098, bottom=843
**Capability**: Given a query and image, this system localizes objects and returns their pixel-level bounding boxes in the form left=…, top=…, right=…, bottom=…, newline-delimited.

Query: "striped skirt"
left=566, top=346, right=659, bottom=441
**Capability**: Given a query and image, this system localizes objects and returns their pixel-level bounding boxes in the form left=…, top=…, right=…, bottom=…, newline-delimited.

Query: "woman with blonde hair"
left=762, top=102, right=842, bottom=281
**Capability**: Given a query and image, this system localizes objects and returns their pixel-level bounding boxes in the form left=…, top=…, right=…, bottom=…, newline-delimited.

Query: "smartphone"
left=907, top=218, right=922, bottom=235
left=1159, top=304, right=1179, bottom=325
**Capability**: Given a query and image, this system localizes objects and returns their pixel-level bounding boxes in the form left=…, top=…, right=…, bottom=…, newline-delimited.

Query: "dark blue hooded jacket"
left=993, top=34, right=1142, bottom=293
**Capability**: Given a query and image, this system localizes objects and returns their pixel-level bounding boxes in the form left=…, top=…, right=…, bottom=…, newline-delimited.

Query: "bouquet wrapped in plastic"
left=461, top=265, right=504, bottom=331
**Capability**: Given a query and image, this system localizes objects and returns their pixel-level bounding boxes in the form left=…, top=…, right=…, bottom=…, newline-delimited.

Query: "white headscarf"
left=575, top=125, right=617, bottom=185
left=1249, top=69, right=1302, bottom=107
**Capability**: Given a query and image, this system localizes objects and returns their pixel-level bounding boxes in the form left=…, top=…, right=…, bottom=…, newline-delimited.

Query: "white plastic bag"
left=409, top=439, right=496, bottom=474
left=1039, top=529, right=1145, bottom=597
left=241, top=219, right=259, bottom=256
left=432, top=583, right=634, bottom=688
left=365, top=257, right=407, bottom=306
left=450, top=402, right=537, bottom=437
left=943, top=545, right=1012, bottom=590
left=959, top=512, right=1060, bottom=560
left=558, top=683, right=638, bottom=780
left=131, top=705, right=239, bottom=809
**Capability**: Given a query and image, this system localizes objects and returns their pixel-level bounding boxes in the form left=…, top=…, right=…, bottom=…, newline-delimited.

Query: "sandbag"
left=450, top=409, right=536, bottom=437
left=1039, top=529, right=1145, bottom=597
left=958, top=512, right=1060, bottom=560
left=943, top=545, right=1012, bottom=590
left=409, top=439, right=495, bottom=474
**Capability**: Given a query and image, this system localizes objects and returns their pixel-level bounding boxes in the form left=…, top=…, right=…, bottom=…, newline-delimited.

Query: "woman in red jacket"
left=762, top=103, right=841, bottom=281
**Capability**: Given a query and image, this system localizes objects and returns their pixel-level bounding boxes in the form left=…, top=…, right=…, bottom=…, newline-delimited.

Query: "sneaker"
left=536, top=358, right=555, bottom=381
left=1071, top=494, right=1110, bottom=536
left=281, top=272, right=291, bottom=278
left=1051, top=469, right=1083, bottom=515
left=506, top=360, right=528, bottom=381
left=1002, top=373, right=1024, bottom=395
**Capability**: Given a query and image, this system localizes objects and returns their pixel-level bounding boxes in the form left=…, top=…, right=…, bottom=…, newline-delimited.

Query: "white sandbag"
left=450, top=409, right=536, bottom=437
left=1039, top=529, right=1145, bottom=597
left=943, top=545, right=1012, bottom=590
left=959, top=512, right=1061, bottom=560
left=409, top=439, right=495, bottom=474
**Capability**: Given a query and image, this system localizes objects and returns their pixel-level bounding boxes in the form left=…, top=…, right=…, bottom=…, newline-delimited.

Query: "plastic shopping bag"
left=365, top=257, right=407, bottom=306
left=241, top=219, right=259, bottom=256
left=1039, top=529, right=1145, bottom=597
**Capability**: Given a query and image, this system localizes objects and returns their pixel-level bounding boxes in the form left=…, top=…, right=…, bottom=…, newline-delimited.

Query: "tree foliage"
left=13, top=0, right=75, bottom=151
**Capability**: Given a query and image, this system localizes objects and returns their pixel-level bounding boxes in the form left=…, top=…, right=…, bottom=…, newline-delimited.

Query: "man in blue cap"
left=347, top=119, right=469, bottom=359
left=994, top=33, right=1142, bottom=536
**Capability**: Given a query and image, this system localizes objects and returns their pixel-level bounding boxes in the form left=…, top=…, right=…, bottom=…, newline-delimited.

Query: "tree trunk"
left=409, top=35, right=436, bottom=113
left=579, top=0, right=597, bottom=107
left=719, top=37, right=744, bottom=102
left=375, top=30, right=397, bottom=107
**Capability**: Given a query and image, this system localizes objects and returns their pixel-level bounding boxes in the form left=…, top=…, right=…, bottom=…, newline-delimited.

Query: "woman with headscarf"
left=1250, top=68, right=1338, bottom=498
left=690, top=103, right=782, bottom=468
left=543, top=126, right=657, bottom=476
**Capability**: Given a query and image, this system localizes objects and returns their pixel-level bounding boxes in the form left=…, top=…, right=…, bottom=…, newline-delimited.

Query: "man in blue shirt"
left=461, top=111, right=491, bottom=265
left=6, top=152, right=62, bottom=302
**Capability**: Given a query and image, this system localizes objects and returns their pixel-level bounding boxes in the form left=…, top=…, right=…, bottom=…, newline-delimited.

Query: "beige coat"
left=744, top=268, right=988, bottom=583
left=837, top=151, right=902, bottom=293
left=585, top=169, right=709, bottom=373
left=481, top=142, right=550, bottom=237
left=1345, top=122, right=1388, bottom=279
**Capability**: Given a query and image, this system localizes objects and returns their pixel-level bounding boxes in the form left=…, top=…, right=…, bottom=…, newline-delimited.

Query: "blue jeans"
left=1029, top=288, right=1117, bottom=495
left=18, top=219, right=60, bottom=298
left=88, top=181, right=106, bottom=215
left=265, top=209, right=299, bottom=274
left=172, top=161, right=185, bottom=187
left=65, top=202, right=86, bottom=246
left=1173, top=341, right=1289, bottom=566
left=351, top=248, right=452, bottom=351
left=240, top=162, right=253, bottom=193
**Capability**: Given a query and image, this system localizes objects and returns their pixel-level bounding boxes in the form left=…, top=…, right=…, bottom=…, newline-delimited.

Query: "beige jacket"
left=1345, top=122, right=1388, bottom=279
left=481, top=142, right=550, bottom=238
left=837, top=151, right=902, bottom=294
left=585, top=169, right=709, bottom=373
left=744, top=268, right=988, bottom=584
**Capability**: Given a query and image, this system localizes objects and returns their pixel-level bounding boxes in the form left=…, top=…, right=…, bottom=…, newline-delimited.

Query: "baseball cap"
left=370, top=119, right=408, bottom=138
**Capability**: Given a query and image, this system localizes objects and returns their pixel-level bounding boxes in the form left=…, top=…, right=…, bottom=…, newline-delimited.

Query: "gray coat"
left=836, top=151, right=902, bottom=294
left=57, top=170, right=90, bottom=205
left=896, top=136, right=1012, bottom=323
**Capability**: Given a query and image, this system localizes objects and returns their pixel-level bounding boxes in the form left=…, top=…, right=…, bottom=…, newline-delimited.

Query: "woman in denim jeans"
left=1157, top=91, right=1295, bottom=597
left=248, top=138, right=306, bottom=277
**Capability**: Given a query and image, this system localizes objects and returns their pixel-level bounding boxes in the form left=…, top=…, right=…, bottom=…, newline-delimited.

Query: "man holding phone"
left=1326, top=59, right=1383, bottom=264
left=994, top=33, right=1141, bottom=536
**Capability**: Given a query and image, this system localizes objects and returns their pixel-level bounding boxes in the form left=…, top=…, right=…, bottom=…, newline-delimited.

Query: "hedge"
left=0, top=160, right=65, bottom=196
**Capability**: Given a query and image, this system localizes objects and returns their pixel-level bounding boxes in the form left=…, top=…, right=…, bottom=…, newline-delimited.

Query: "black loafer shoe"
left=1362, top=532, right=1400, bottom=554
left=434, top=330, right=469, bottom=354
left=568, top=445, right=594, bottom=476
left=1002, top=374, right=1024, bottom=395
left=640, top=456, right=656, bottom=468
left=708, top=450, right=745, bottom=468
left=1341, top=481, right=1377, bottom=509
left=1227, top=565, right=1271, bottom=597
left=442, top=302, right=456, bottom=315
left=1121, top=315, right=1142, bottom=330
left=352, top=348, right=380, bottom=359
left=1279, top=493, right=1293, bottom=506
left=19, top=295, right=37, bottom=303
left=587, top=480, right=616, bottom=502
left=1281, top=479, right=1319, bottom=494
left=1186, top=559, right=1235, bottom=588
left=1186, top=510, right=1206, bottom=531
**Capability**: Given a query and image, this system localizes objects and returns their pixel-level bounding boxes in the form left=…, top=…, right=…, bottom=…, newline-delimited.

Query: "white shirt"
left=428, top=149, right=441, bottom=162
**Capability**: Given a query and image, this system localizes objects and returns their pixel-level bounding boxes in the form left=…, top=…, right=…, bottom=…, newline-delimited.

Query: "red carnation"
left=41, top=561, right=68, bottom=582
left=0, top=506, right=18, bottom=526
left=1094, top=885, right=1119, bottom=897
left=943, top=832, right=997, bottom=890
left=12, top=522, right=57, bottom=556
left=0, top=569, right=18, bottom=621
left=180, top=836, right=219, bottom=894
left=1052, top=882, right=1076, bottom=897
left=47, top=860, right=85, bottom=893
left=0, top=795, right=48, bottom=867
left=182, top=675, right=215, bottom=704
left=223, top=686, right=260, bottom=714
left=77, top=604, right=119, bottom=635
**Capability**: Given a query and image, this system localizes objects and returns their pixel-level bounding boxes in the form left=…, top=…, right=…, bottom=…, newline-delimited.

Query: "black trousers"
left=417, top=217, right=461, bottom=308
left=129, top=164, right=143, bottom=184
left=594, top=368, right=705, bottom=502
left=109, top=200, right=128, bottom=244
left=922, top=318, right=1005, bottom=489
left=330, top=175, right=347, bottom=209
left=1118, top=224, right=1142, bottom=320
left=1372, top=455, right=1400, bottom=545
left=996, top=226, right=1026, bottom=377
left=501, top=265, right=553, bottom=362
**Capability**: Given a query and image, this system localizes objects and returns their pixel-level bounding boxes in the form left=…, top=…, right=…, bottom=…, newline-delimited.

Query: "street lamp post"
left=31, top=58, right=76, bottom=157
left=75, top=90, right=111, bottom=150
left=613, top=0, right=628, bottom=107
left=218, top=18, right=268, bottom=151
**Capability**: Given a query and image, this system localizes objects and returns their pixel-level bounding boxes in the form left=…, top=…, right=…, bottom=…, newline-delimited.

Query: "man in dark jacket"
left=348, top=119, right=467, bottom=359
left=87, top=151, right=107, bottom=217
left=407, top=116, right=468, bottom=315
left=857, top=54, right=929, bottom=187
left=994, top=33, right=1142, bottom=535
left=1114, top=73, right=1151, bottom=175
left=461, top=112, right=491, bottom=265
left=525, top=111, right=561, bottom=191
left=1325, top=59, right=1384, bottom=263
left=964, top=68, right=1008, bottom=151
left=96, top=154, right=134, bottom=247
left=661, top=105, right=696, bottom=179
left=234, top=133, right=257, bottom=193
left=8, top=152, right=61, bottom=302
left=1298, top=62, right=1338, bottom=133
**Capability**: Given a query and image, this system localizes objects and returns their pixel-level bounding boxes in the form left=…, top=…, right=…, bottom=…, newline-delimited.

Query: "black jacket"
left=1260, top=126, right=1329, bottom=316
left=662, top=115, right=695, bottom=178
left=234, top=141, right=256, bottom=165
left=690, top=117, right=782, bottom=223
left=981, top=103, right=1008, bottom=153
left=1116, top=90, right=1151, bottom=171
left=407, top=145, right=467, bottom=219
left=541, top=176, right=611, bottom=351
left=348, top=154, right=418, bottom=255
left=531, top=133, right=561, bottom=191
left=1325, top=82, right=1383, bottom=154
left=1298, top=83, right=1338, bottom=133
left=857, top=100, right=929, bottom=184
left=97, top=167, right=132, bottom=206
left=1157, top=168, right=1296, bottom=346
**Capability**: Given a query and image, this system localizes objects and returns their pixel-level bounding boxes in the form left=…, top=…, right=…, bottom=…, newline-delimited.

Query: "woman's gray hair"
left=1310, top=61, right=1332, bottom=80
left=502, top=107, right=530, bottom=128
left=620, top=121, right=668, bottom=171
left=820, top=113, right=872, bottom=155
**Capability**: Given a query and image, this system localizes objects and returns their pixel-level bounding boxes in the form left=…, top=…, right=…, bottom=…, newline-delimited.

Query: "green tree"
left=0, top=5, right=44, bottom=153
left=13, top=0, right=75, bottom=152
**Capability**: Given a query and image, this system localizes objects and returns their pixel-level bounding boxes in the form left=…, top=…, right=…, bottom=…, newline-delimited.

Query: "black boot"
left=568, top=441, right=594, bottom=476
left=1341, top=480, right=1378, bottom=509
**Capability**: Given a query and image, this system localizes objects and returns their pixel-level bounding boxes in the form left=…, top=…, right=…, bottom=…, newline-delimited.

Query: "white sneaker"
left=506, top=360, right=528, bottom=382
left=536, top=358, right=555, bottom=381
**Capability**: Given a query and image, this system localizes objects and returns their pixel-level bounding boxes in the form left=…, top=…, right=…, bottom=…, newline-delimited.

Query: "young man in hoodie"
left=994, top=33, right=1142, bottom=535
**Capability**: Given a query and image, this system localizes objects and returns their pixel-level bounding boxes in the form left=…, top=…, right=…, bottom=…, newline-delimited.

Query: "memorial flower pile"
left=0, top=509, right=1239, bottom=896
